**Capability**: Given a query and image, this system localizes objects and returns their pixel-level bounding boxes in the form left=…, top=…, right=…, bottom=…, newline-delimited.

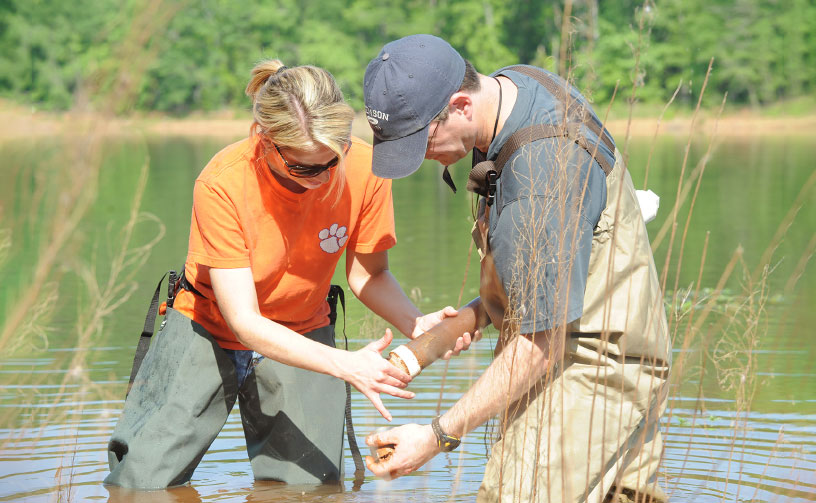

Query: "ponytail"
left=246, top=59, right=354, bottom=202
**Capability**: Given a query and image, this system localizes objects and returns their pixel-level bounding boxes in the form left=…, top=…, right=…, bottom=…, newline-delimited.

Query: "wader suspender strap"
left=466, top=66, right=614, bottom=201
left=507, top=65, right=616, bottom=160
left=126, top=271, right=172, bottom=396
left=327, top=285, right=366, bottom=488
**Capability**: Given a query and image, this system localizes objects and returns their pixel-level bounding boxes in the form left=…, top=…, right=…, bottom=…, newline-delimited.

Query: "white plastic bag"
left=635, top=189, right=660, bottom=224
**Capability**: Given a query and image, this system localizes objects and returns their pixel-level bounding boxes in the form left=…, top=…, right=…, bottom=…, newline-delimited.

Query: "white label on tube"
left=391, top=345, right=422, bottom=377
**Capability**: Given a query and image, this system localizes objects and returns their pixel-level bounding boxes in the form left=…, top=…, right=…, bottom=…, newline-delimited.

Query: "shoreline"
left=1, top=102, right=815, bottom=141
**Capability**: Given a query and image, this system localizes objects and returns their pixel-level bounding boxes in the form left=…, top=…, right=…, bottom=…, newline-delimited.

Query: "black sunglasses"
left=273, top=143, right=345, bottom=178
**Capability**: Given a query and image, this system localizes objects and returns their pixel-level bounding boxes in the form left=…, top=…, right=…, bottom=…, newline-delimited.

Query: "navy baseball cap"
left=364, top=34, right=465, bottom=179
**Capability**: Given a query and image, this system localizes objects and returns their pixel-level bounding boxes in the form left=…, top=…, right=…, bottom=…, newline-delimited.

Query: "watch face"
left=439, top=435, right=460, bottom=452
left=432, top=416, right=461, bottom=452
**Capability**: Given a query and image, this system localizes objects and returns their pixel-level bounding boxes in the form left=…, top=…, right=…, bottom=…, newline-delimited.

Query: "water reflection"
left=1, top=136, right=815, bottom=502
left=105, top=481, right=353, bottom=503
left=2, top=341, right=814, bottom=501
left=106, top=485, right=203, bottom=503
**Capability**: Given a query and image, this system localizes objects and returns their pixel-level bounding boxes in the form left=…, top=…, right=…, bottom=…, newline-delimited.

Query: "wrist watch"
left=431, top=415, right=461, bottom=452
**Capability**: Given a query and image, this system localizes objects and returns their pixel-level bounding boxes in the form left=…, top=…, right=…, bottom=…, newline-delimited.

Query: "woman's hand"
left=412, top=306, right=481, bottom=358
left=338, top=328, right=414, bottom=421
left=411, top=306, right=458, bottom=340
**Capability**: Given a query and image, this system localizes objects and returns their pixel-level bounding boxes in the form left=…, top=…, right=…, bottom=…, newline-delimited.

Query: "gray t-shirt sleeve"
left=488, top=138, right=606, bottom=333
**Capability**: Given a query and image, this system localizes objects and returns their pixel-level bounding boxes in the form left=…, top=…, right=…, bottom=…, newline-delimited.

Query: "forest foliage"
left=0, top=0, right=814, bottom=114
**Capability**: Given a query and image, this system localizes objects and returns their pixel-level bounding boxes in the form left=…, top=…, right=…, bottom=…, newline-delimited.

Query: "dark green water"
left=1, top=133, right=814, bottom=502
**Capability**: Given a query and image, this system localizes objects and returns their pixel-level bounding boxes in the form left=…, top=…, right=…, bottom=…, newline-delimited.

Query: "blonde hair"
left=246, top=59, right=354, bottom=201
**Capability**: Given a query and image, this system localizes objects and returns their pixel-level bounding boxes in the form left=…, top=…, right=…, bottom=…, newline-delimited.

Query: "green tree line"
left=1, top=0, right=814, bottom=114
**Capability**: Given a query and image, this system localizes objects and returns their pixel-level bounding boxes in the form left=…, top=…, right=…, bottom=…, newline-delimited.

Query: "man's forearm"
left=439, top=330, right=561, bottom=438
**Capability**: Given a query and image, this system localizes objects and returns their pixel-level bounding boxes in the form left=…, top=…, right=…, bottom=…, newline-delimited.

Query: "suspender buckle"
left=166, top=270, right=178, bottom=308
left=327, top=284, right=345, bottom=326
left=485, top=170, right=498, bottom=207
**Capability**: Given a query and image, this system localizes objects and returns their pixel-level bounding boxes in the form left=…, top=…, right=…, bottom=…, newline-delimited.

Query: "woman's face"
left=269, top=143, right=339, bottom=191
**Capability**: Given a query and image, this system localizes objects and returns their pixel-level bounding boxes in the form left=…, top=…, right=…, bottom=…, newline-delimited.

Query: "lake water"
left=1, top=131, right=814, bottom=502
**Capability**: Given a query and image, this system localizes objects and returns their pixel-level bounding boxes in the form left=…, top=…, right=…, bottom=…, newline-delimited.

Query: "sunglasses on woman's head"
left=273, top=143, right=343, bottom=178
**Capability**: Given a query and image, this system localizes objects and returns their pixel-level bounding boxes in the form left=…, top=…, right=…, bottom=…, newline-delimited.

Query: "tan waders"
left=474, top=152, right=671, bottom=503
left=104, top=308, right=346, bottom=489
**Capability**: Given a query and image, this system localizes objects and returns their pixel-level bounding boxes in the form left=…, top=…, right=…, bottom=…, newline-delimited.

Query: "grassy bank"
left=2, top=99, right=816, bottom=142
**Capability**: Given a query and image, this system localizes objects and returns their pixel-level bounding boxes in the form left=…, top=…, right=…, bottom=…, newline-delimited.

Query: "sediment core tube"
left=387, top=297, right=487, bottom=377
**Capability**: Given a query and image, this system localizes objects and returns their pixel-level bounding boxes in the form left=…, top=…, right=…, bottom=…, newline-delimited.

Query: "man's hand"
left=441, top=328, right=482, bottom=360
left=365, top=423, right=440, bottom=480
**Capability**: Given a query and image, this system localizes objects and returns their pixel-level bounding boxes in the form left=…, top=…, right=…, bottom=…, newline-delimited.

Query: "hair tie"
left=265, top=65, right=289, bottom=88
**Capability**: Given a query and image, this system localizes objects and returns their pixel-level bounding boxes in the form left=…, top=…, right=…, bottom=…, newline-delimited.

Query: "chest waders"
left=469, top=67, right=670, bottom=503
left=123, top=273, right=366, bottom=488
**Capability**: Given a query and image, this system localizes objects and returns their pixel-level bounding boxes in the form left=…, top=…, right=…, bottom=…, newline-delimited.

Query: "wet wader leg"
left=104, top=309, right=239, bottom=489
left=614, top=399, right=667, bottom=502
left=238, top=324, right=346, bottom=484
left=477, top=339, right=668, bottom=503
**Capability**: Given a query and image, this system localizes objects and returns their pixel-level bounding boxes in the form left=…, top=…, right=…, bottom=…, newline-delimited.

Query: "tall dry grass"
left=0, top=1, right=180, bottom=501
left=0, top=1, right=813, bottom=502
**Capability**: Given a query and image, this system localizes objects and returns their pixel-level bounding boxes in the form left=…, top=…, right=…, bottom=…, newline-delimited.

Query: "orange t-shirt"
left=172, top=135, right=396, bottom=349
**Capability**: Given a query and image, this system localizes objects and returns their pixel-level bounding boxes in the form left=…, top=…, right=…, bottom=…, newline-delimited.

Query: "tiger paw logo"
left=318, top=223, right=348, bottom=253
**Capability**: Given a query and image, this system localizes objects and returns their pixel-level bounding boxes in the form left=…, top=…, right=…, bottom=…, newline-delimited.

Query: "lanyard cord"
left=490, top=76, right=503, bottom=144
left=328, top=285, right=366, bottom=489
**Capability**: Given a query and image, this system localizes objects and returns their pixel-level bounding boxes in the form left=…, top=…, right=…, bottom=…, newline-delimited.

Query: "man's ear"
left=449, top=92, right=473, bottom=120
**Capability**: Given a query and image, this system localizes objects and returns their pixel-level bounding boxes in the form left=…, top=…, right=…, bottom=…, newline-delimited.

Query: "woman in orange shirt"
left=104, top=60, right=473, bottom=489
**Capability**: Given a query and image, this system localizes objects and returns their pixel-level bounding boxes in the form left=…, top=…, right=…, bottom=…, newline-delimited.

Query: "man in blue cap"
left=363, top=34, right=671, bottom=503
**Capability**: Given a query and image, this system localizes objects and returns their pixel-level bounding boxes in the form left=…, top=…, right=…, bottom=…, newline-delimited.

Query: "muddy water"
left=1, top=135, right=814, bottom=501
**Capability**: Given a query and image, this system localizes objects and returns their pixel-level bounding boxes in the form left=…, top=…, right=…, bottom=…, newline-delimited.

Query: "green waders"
left=104, top=308, right=346, bottom=489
